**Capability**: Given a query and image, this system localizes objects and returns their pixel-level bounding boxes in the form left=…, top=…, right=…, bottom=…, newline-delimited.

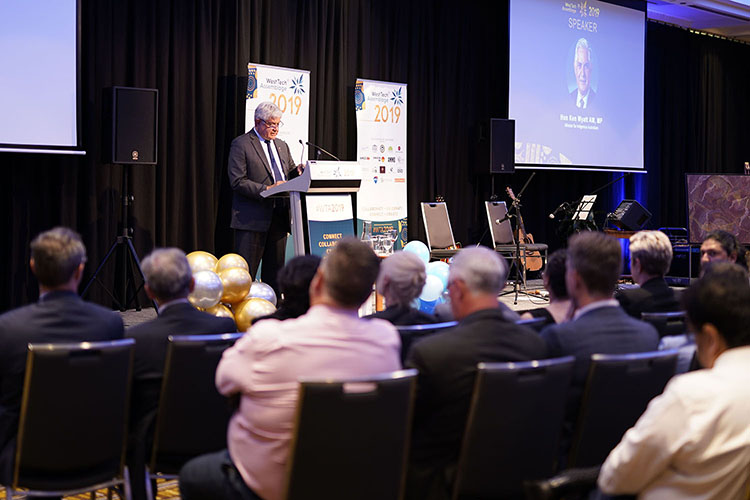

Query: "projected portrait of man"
left=571, top=38, right=595, bottom=109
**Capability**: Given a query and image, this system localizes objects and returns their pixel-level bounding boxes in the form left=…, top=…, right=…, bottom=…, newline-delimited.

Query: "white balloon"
left=420, top=274, right=444, bottom=302
left=189, top=270, right=223, bottom=309
left=247, top=281, right=277, bottom=306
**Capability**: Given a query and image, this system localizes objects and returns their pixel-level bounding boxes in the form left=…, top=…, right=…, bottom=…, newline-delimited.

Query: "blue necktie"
left=265, top=140, right=284, bottom=182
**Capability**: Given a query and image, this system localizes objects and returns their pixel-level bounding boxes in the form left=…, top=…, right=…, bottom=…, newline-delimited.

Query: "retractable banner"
left=245, top=63, right=310, bottom=165
left=355, top=79, right=408, bottom=249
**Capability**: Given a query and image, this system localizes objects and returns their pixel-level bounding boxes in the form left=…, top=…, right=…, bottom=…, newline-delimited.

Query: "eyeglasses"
left=262, top=120, right=283, bottom=130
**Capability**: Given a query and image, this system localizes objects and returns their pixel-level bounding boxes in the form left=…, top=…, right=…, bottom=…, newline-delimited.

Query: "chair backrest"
left=641, top=311, right=686, bottom=338
left=149, top=333, right=243, bottom=473
left=568, top=350, right=678, bottom=468
left=516, top=316, right=549, bottom=332
left=396, top=321, right=458, bottom=362
left=284, top=369, right=417, bottom=500
left=485, top=201, right=516, bottom=247
left=13, top=338, right=135, bottom=491
left=421, top=202, right=457, bottom=250
left=452, top=357, right=575, bottom=499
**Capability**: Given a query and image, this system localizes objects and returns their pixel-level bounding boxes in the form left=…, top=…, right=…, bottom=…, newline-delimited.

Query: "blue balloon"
left=426, top=261, right=450, bottom=288
left=418, top=299, right=438, bottom=314
left=403, top=240, right=430, bottom=264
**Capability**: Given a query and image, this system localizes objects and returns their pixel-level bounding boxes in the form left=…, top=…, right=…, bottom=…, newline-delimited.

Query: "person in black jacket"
left=253, top=254, right=321, bottom=324
left=365, top=250, right=437, bottom=325
left=0, top=227, right=124, bottom=487
left=616, top=230, right=680, bottom=318
left=404, top=247, right=546, bottom=500
left=125, top=247, right=236, bottom=500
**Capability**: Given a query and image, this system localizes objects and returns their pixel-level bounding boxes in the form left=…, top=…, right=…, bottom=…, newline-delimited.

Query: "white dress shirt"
left=598, top=345, right=750, bottom=499
left=253, top=128, right=285, bottom=182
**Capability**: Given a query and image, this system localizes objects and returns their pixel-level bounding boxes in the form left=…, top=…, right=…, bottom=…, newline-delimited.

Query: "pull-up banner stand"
left=355, top=79, right=408, bottom=249
left=245, top=63, right=310, bottom=167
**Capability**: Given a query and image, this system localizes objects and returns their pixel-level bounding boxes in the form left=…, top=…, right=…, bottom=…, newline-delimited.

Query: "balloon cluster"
left=186, top=251, right=277, bottom=331
left=402, top=241, right=452, bottom=314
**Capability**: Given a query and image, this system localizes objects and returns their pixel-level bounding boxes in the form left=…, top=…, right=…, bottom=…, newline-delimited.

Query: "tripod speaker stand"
left=81, top=165, right=150, bottom=311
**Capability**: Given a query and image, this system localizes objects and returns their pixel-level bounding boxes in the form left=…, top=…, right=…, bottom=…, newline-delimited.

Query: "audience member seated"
left=540, top=232, right=659, bottom=459
left=364, top=250, right=437, bottom=325
left=616, top=230, right=680, bottom=318
left=598, top=263, right=750, bottom=498
left=125, top=248, right=236, bottom=500
left=254, top=254, right=321, bottom=323
left=178, top=238, right=401, bottom=500
left=700, top=229, right=748, bottom=272
left=521, top=249, right=572, bottom=324
left=404, top=246, right=547, bottom=500
left=0, top=227, right=124, bottom=485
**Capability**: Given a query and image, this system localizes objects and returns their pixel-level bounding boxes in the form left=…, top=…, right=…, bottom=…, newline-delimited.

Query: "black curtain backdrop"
left=1, top=1, right=749, bottom=311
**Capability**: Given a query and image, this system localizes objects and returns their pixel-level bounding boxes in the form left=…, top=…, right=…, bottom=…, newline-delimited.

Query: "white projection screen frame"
left=508, top=0, right=646, bottom=173
left=0, top=0, right=84, bottom=155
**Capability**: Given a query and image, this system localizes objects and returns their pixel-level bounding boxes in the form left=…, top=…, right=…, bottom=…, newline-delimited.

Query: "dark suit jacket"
left=404, top=308, right=547, bottom=498
left=365, top=304, right=438, bottom=326
left=228, top=128, right=298, bottom=232
left=571, top=88, right=596, bottom=109
left=0, top=290, right=123, bottom=481
left=125, top=301, right=236, bottom=426
left=615, top=277, right=680, bottom=319
left=540, top=303, right=659, bottom=461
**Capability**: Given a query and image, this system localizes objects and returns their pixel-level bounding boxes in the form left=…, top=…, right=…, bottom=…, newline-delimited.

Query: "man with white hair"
left=616, top=230, right=680, bottom=318
left=404, top=246, right=547, bottom=500
left=571, top=37, right=595, bottom=109
left=228, top=101, right=301, bottom=294
left=125, top=247, right=235, bottom=500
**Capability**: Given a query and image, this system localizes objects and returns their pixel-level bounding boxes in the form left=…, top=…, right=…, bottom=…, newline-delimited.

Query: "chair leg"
left=144, top=466, right=154, bottom=500
left=123, top=466, right=133, bottom=500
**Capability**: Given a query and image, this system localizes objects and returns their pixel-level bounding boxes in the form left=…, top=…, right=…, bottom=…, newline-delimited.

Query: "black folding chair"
left=568, top=350, right=678, bottom=468
left=284, top=369, right=418, bottom=500
left=397, top=321, right=458, bottom=362
left=2, top=339, right=135, bottom=500
left=144, top=333, right=243, bottom=499
left=641, top=311, right=686, bottom=338
left=452, top=357, right=575, bottom=499
left=421, top=202, right=460, bottom=259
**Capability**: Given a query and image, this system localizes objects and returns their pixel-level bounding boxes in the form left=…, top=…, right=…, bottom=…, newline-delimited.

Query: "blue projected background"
left=509, top=0, right=645, bottom=171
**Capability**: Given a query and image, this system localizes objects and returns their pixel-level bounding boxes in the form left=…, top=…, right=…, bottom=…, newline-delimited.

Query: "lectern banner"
left=355, top=79, right=408, bottom=248
left=306, top=194, right=355, bottom=257
left=246, top=63, right=310, bottom=165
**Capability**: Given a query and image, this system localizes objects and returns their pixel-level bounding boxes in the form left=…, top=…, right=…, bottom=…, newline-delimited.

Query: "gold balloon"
left=186, top=251, right=218, bottom=273
left=189, top=270, right=223, bottom=308
left=234, top=298, right=276, bottom=332
left=204, top=303, right=235, bottom=321
left=219, top=267, right=252, bottom=304
left=216, top=253, right=249, bottom=273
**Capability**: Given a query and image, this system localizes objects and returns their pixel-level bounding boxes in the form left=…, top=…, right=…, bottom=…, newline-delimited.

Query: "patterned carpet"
left=1, top=479, right=180, bottom=499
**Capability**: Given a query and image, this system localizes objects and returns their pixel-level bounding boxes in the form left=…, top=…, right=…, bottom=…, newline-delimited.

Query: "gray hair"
left=142, top=247, right=193, bottom=300
left=575, top=37, right=592, bottom=57
left=449, top=246, right=508, bottom=295
left=254, top=101, right=282, bottom=122
left=377, top=251, right=427, bottom=306
left=629, top=230, right=673, bottom=276
left=30, top=227, right=87, bottom=287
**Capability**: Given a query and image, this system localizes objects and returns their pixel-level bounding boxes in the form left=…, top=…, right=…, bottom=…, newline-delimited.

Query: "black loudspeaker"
left=609, top=199, right=652, bottom=231
left=490, top=118, right=515, bottom=174
left=103, top=87, right=158, bottom=164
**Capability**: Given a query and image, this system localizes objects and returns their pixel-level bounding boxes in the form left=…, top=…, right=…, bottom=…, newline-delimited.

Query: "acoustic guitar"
left=506, top=187, right=543, bottom=272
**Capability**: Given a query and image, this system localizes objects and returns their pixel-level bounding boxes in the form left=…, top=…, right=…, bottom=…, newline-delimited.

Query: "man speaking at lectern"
left=228, top=101, right=300, bottom=295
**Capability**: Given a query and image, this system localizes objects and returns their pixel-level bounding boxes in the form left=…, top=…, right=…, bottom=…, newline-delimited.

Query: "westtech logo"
left=289, top=74, right=306, bottom=95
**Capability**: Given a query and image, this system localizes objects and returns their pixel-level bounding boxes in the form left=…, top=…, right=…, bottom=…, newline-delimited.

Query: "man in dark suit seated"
left=540, top=232, right=659, bottom=461
left=0, top=227, right=124, bottom=486
left=404, top=247, right=547, bottom=500
left=616, top=230, right=680, bottom=318
left=125, top=247, right=236, bottom=500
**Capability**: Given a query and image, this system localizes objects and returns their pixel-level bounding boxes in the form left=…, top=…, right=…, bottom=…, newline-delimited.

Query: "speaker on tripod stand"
left=83, top=87, right=158, bottom=311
